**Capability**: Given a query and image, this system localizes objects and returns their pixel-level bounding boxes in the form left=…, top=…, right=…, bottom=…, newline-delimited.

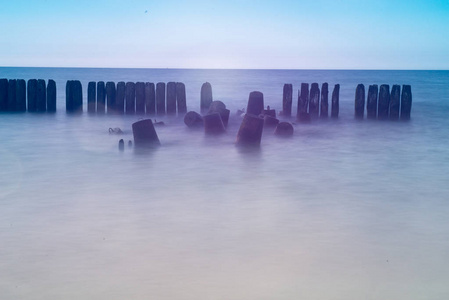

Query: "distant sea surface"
left=1, top=67, right=449, bottom=300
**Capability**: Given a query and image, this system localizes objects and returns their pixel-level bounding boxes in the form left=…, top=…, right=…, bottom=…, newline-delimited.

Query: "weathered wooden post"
left=184, top=111, right=203, bottom=127
left=354, top=84, right=365, bottom=119
left=0, top=78, right=7, bottom=111
left=132, top=119, right=161, bottom=147
left=247, top=91, right=264, bottom=116
left=274, top=122, right=294, bottom=137
left=400, top=85, right=412, bottom=120
left=378, top=84, right=390, bottom=120
left=309, top=83, right=320, bottom=119
left=366, top=84, right=378, bottom=119
left=97, top=81, right=106, bottom=114
left=208, top=100, right=230, bottom=128
left=135, top=82, right=145, bottom=114
left=16, top=79, right=26, bottom=112
left=389, top=85, right=400, bottom=121
left=236, top=114, right=264, bottom=146
left=176, top=82, right=187, bottom=115
left=331, top=84, right=340, bottom=118
left=27, top=79, right=38, bottom=112
left=73, top=80, right=83, bottom=113
left=106, top=82, right=116, bottom=114
left=87, top=81, right=96, bottom=113
left=282, top=84, right=292, bottom=117
left=7, top=79, right=16, bottom=111
left=320, top=82, right=328, bottom=118
left=125, top=82, right=136, bottom=114
left=204, top=113, right=226, bottom=134
left=145, top=82, right=155, bottom=115
left=116, top=81, right=125, bottom=114
left=166, top=82, right=177, bottom=115
left=47, top=79, right=56, bottom=112
left=36, top=79, right=46, bottom=112
left=297, top=83, right=309, bottom=121
left=200, top=82, right=213, bottom=113
left=66, top=80, right=73, bottom=112
left=156, top=82, right=166, bottom=116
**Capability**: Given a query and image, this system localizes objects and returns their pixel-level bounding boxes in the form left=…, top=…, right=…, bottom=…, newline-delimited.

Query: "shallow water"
left=1, top=68, right=449, bottom=300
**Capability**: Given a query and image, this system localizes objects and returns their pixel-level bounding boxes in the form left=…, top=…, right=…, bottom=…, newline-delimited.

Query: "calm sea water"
left=1, top=67, right=449, bottom=300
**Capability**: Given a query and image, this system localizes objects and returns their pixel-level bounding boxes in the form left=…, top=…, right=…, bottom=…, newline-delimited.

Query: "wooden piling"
left=36, top=79, right=47, bottom=112
left=309, top=83, right=320, bottom=119
left=87, top=81, right=96, bottom=113
left=320, top=82, right=328, bottom=118
left=200, top=82, right=213, bottom=113
left=247, top=91, right=264, bottom=116
left=145, top=82, right=155, bottom=115
left=389, top=85, right=400, bottom=121
left=166, top=82, right=177, bottom=115
left=156, top=82, right=165, bottom=116
left=72, top=80, right=83, bottom=113
left=400, top=85, right=412, bottom=120
left=354, top=84, right=365, bottom=119
left=116, top=82, right=125, bottom=114
left=366, top=85, right=378, bottom=119
left=135, top=82, right=145, bottom=114
left=236, top=114, right=264, bottom=146
left=204, top=113, right=226, bottom=134
left=125, top=82, right=136, bottom=114
left=274, top=122, right=294, bottom=137
left=16, top=79, right=26, bottom=112
left=176, top=82, right=187, bottom=114
left=66, top=80, right=74, bottom=112
left=132, top=119, right=161, bottom=147
left=106, top=82, right=116, bottom=114
left=97, top=81, right=106, bottom=114
left=378, top=84, right=390, bottom=120
left=282, top=84, right=292, bottom=117
left=7, top=80, right=16, bottom=111
left=297, top=83, right=309, bottom=121
left=0, top=79, right=7, bottom=111
left=208, top=100, right=229, bottom=128
left=47, top=79, right=56, bottom=112
left=331, top=84, right=340, bottom=118
left=184, top=111, right=203, bottom=127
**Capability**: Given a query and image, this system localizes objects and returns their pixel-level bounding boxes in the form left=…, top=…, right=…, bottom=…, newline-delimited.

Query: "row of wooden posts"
left=0, top=78, right=56, bottom=112
left=66, top=80, right=187, bottom=115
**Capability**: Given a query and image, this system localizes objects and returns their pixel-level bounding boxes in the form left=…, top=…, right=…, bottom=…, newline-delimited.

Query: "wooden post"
left=378, top=84, right=390, bottom=120
left=320, top=82, right=328, bottom=118
left=0, top=78, right=8, bottom=111
left=236, top=114, right=264, bottom=146
left=400, top=85, right=412, bottom=120
left=204, top=113, right=226, bottom=134
left=7, top=79, right=16, bottom=111
left=282, top=84, right=292, bottom=117
left=166, top=82, right=177, bottom=115
left=200, top=82, right=213, bottom=113
left=36, top=79, right=46, bottom=112
left=132, top=119, right=161, bottom=147
left=72, top=80, right=83, bottom=113
left=47, top=79, right=56, bottom=112
left=184, top=111, right=203, bottom=127
left=274, top=122, right=294, bottom=137
left=176, top=82, right=187, bottom=115
left=156, top=82, right=165, bottom=116
left=309, top=83, right=320, bottom=119
left=87, top=81, right=96, bottom=113
left=27, top=79, right=38, bottom=112
left=331, top=84, right=340, bottom=118
left=389, top=85, right=400, bottom=121
left=145, top=82, right=155, bottom=115
left=116, top=81, right=125, bottom=114
left=208, top=100, right=229, bottom=128
left=247, top=91, right=264, bottom=116
left=66, top=80, right=73, bottom=112
left=354, top=84, right=365, bottom=119
left=366, top=84, right=378, bottom=119
left=97, top=81, right=106, bottom=114
left=125, top=82, right=136, bottom=114
left=106, top=82, right=116, bottom=114
left=297, top=83, right=309, bottom=121
left=135, top=82, right=145, bottom=114
left=16, top=79, right=26, bottom=112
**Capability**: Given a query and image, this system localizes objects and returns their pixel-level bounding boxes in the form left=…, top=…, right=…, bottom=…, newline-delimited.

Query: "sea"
left=1, top=67, right=449, bottom=300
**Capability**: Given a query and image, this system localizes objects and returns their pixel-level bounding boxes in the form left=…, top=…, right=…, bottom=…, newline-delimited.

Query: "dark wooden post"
left=132, top=119, right=161, bottom=147
left=125, top=82, right=136, bottom=114
left=366, top=84, right=378, bottom=119
left=166, top=82, right=177, bottom=115
left=204, top=113, right=226, bottom=134
left=176, top=82, right=187, bottom=115
left=106, top=82, right=116, bottom=114
left=156, top=82, right=165, bottom=116
left=354, top=84, right=365, bottom=119
left=184, top=111, right=203, bottom=127
left=97, top=81, right=106, bottom=114
left=400, top=85, right=412, bottom=120
left=47, top=79, right=56, bottom=112
left=36, top=79, right=47, bottom=112
left=73, top=80, right=83, bottom=113
left=135, top=82, right=145, bottom=114
left=309, top=83, right=320, bottom=119
left=320, top=82, right=328, bottom=118
left=27, top=79, right=38, bottom=112
left=274, top=122, right=294, bottom=137
left=7, top=79, right=16, bottom=111
left=87, top=82, right=96, bottom=113
left=297, top=83, right=309, bottom=120
left=236, top=114, right=264, bottom=146
left=331, top=84, right=340, bottom=118
left=378, top=84, right=390, bottom=120
left=16, top=79, right=26, bottom=112
left=116, top=81, right=125, bottom=114
left=200, top=82, right=213, bottom=113
left=0, top=79, right=8, bottom=111
left=145, top=82, right=155, bottom=115
left=389, top=85, right=400, bottom=121
left=282, top=84, right=292, bottom=117
left=66, top=80, right=73, bottom=112
left=247, top=91, right=264, bottom=116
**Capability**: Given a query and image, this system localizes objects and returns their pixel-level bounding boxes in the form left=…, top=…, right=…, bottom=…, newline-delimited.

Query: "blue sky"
left=0, top=0, right=448, bottom=69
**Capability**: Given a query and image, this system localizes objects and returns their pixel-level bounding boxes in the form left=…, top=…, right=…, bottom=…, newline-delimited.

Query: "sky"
left=0, top=0, right=448, bottom=69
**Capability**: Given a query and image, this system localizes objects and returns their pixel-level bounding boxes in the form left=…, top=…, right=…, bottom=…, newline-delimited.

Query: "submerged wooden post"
left=247, top=91, right=264, bottom=116
left=200, top=82, right=213, bottom=113
left=73, top=80, right=83, bottom=113
left=125, top=82, right=136, bottom=114
left=0, top=78, right=8, bottom=111
left=132, top=119, right=161, bottom=147
left=166, top=82, right=177, bottom=115
left=204, top=112, right=226, bottom=134
left=320, top=82, right=328, bottom=118
left=366, top=84, right=378, bottom=119
left=97, top=81, right=106, bottom=114
left=145, top=82, right=155, bottom=115
left=354, top=84, right=365, bottom=119
left=297, top=83, right=309, bottom=121
left=389, top=85, right=400, bottom=121
left=27, top=79, right=38, bottom=112
left=135, top=82, right=145, bottom=114
left=87, top=81, right=96, bottom=113
left=184, top=111, right=203, bottom=127
left=36, top=79, right=46, bottom=112
left=7, top=79, right=16, bottom=111
left=282, top=84, right=292, bottom=117
left=66, top=80, right=73, bottom=112
left=331, top=84, right=340, bottom=118
left=309, top=83, right=320, bottom=119
left=208, top=100, right=230, bottom=128
left=156, top=82, right=166, bottom=116
left=236, top=114, right=264, bottom=146
left=116, top=81, right=125, bottom=114
left=106, top=82, right=116, bottom=114
left=47, top=79, right=56, bottom=112
left=378, top=84, right=390, bottom=120
left=16, top=79, right=26, bottom=112
left=176, top=82, right=187, bottom=115
left=274, top=122, right=294, bottom=137
left=400, top=85, right=412, bottom=120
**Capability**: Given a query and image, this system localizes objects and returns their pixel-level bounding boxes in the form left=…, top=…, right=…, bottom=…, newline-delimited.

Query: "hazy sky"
left=0, top=0, right=448, bottom=69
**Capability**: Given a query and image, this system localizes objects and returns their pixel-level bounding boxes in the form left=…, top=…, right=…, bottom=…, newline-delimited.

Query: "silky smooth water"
left=1, top=68, right=449, bottom=300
